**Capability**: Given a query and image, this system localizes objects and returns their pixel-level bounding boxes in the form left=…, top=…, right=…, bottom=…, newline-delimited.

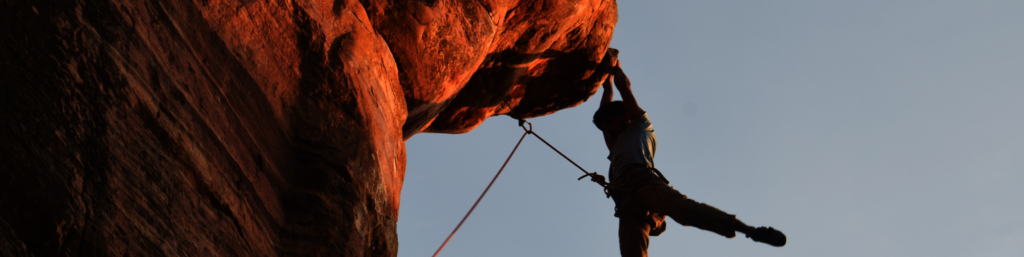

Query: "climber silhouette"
left=590, top=48, right=786, bottom=257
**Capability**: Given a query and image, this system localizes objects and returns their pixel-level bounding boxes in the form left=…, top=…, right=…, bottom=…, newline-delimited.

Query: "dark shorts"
left=610, top=166, right=739, bottom=257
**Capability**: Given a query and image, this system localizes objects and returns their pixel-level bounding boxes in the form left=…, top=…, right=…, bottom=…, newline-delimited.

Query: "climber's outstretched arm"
left=611, top=63, right=645, bottom=120
left=600, top=49, right=618, bottom=107
left=600, top=75, right=614, bottom=106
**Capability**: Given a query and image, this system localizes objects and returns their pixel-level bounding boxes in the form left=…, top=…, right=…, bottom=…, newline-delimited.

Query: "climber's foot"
left=747, top=226, right=786, bottom=247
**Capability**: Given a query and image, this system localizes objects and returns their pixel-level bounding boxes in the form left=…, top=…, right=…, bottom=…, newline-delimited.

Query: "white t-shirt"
left=607, top=112, right=657, bottom=181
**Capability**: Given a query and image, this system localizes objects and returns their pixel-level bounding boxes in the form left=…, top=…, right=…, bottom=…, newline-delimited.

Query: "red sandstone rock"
left=0, top=0, right=617, bottom=256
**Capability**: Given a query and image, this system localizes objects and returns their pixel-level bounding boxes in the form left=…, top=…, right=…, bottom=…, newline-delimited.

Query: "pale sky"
left=398, top=1, right=1024, bottom=256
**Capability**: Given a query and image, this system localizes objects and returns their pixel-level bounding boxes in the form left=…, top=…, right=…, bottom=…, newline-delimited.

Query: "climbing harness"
left=431, top=118, right=606, bottom=257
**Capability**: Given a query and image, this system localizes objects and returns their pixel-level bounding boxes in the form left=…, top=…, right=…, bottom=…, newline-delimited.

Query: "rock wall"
left=0, top=0, right=616, bottom=256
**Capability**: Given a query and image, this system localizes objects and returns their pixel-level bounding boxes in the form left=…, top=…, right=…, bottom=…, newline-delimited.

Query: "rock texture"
left=0, top=0, right=616, bottom=256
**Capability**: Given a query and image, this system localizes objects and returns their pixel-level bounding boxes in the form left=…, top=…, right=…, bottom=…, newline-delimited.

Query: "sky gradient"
left=398, top=1, right=1024, bottom=256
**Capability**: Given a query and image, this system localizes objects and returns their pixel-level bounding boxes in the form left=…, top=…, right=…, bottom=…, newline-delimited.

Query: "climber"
left=590, top=48, right=787, bottom=257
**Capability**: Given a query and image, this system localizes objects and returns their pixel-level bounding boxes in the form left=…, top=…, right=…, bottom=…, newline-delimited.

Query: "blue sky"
left=398, top=1, right=1024, bottom=256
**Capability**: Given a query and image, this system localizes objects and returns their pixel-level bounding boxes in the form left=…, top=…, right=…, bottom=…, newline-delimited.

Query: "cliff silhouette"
left=0, top=0, right=617, bottom=256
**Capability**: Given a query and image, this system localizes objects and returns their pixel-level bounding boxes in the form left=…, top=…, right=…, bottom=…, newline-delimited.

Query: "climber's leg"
left=632, top=181, right=740, bottom=238
left=618, top=212, right=651, bottom=257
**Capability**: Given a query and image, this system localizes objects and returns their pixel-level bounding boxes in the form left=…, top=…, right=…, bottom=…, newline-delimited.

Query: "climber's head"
left=593, top=101, right=628, bottom=134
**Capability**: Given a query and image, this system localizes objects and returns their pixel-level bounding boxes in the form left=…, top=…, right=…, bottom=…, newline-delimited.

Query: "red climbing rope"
left=432, top=129, right=530, bottom=257
left=432, top=119, right=604, bottom=257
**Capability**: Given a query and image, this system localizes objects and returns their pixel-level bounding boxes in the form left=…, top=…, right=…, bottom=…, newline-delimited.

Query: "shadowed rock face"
left=0, top=0, right=616, bottom=256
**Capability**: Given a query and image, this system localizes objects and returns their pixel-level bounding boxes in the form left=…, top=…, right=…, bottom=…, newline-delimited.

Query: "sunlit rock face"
left=0, top=0, right=616, bottom=256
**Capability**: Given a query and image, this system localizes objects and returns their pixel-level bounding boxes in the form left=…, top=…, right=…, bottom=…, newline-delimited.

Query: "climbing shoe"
left=747, top=226, right=786, bottom=247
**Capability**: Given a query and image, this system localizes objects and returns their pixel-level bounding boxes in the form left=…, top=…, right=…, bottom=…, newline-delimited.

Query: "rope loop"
left=518, top=118, right=533, bottom=133
left=578, top=172, right=608, bottom=187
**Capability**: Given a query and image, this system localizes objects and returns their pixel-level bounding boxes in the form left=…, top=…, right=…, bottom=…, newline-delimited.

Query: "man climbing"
left=590, top=49, right=787, bottom=257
